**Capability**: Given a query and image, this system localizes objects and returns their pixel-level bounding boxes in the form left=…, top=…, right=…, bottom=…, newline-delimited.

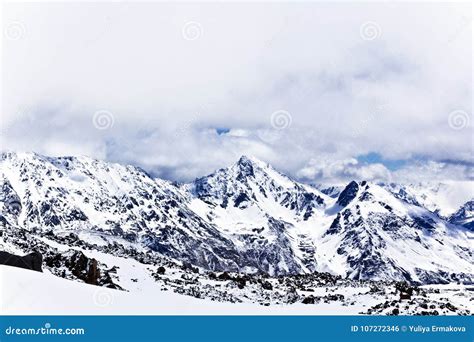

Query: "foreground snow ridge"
left=0, top=152, right=473, bottom=314
left=1, top=265, right=472, bottom=316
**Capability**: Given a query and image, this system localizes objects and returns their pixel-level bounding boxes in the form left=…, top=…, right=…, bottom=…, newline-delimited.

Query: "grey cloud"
left=1, top=2, right=472, bottom=183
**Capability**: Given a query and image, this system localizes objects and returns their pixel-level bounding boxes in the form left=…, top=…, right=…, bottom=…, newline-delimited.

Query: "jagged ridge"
left=1, top=152, right=473, bottom=284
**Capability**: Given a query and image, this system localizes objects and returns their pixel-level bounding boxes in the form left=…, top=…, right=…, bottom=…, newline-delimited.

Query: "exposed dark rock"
left=43, top=250, right=120, bottom=288
left=218, top=272, right=233, bottom=281
left=261, top=280, right=273, bottom=291
left=234, top=193, right=251, bottom=208
left=0, top=251, right=43, bottom=272
left=336, top=181, right=359, bottom=207
left=302, top=295, right=316, bottom=304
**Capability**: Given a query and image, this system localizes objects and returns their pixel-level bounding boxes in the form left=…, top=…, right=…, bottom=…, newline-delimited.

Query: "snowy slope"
left=0, top=265, right=269, bottom=316
left=1, top=264, right=472, bottom=315
left=312, top=184, right=345, bottom=198
left=381, top=181, right=474, bottom=218
left=449, top=199, right=474, bottom=230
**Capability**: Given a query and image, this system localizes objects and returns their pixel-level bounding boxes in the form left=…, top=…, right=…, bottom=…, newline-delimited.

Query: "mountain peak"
left=336, top=180, right=360, bottom=207
left=237, top=155, right=252, bottom=163
left=235, top=155, right=258, bottom=179
left=234, top=155, right=271, bottom=178
left=236, top=155, right=265, bottom=166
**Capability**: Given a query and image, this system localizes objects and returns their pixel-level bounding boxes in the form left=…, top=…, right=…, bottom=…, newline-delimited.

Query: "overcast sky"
left=1, top=1, right=472, bottom=184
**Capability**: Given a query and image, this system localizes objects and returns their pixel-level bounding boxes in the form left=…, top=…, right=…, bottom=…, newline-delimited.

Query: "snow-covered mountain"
left=381, top=181, right=473, bottom=218
left=312, top=184, right=345, bottom=198
left=184, top=155, right=331, bottom=275
left=1, top=152, right=473, bottom=285
left=449, top=199, right=474, bottom=230
left=323, top=181, right=473, bottom=283
left=0, top=152, right=242, bottom=273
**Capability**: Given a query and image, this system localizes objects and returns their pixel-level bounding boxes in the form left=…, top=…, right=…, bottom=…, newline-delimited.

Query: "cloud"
left=392, top=161, right=474, bottom=183
left=1, top=2, right=472, bottom=182
left=297, top=157, right=392, bottom=184
left=296, top=158, right=473, bottom=185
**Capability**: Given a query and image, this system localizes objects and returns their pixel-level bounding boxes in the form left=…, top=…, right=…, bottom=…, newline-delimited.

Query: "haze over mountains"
left=1, top=152, right=473, bottom=284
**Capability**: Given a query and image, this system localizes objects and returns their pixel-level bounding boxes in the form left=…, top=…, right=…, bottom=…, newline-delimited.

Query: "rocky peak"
left=336, top=181, right=359, bottom=207
left=449, top=199, right=474, bottom=230
left=236, top=155, right=257, bottom=179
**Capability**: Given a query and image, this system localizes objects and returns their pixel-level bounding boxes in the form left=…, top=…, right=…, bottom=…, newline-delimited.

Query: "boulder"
left=0, top=251, right=43, bottom=272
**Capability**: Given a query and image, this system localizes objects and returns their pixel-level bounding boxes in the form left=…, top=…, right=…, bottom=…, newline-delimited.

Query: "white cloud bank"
left=1, top=1, right=472, bottom=183
left=297, top=158, right=392, bottom=184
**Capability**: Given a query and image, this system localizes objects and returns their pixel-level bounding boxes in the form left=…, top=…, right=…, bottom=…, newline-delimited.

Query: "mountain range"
left=1, top=152, right=473, bottom=284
